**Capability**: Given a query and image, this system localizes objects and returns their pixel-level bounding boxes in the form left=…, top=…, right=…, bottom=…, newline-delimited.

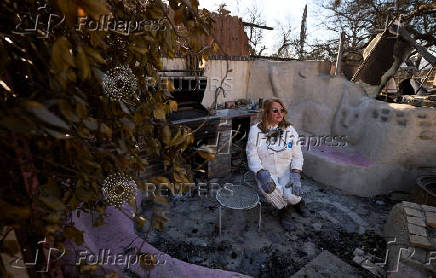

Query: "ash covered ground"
left=136, top=173, right=399, bottom=277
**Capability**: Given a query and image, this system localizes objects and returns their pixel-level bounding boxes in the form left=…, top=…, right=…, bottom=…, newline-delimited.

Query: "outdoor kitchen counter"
left=207, top=108, right=259, bottom=178
left=214, top=107, right=259, bottom=120
left=170, top=107, right=259, bottom=125
left=170, top=107, right=259, bottom=178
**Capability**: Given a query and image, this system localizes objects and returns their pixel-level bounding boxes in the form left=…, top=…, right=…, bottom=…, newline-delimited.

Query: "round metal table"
left=216, top=185, right=261, bottom=235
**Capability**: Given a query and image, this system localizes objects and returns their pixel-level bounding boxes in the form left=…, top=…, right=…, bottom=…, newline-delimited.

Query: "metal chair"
left=215, top=183, right=262, bottom=235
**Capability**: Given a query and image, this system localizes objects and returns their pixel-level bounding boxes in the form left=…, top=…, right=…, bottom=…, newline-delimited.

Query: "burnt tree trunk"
left=351, top=26, right=413, bottom=97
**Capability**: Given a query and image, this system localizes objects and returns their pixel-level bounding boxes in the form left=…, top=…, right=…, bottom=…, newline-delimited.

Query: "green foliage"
left=0, top=0, right=213, bottom=275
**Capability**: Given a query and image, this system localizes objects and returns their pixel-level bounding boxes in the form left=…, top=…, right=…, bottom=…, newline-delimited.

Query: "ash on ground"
left=137, top=173, right=399, bottom=277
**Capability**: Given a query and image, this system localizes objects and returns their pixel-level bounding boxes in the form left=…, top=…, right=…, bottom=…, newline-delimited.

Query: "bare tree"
left=299, top=4, right=308, bottom=59
left=243, top=4, right=267, bottom=55
left=274, top=5, right=309, bottom=60
left=313, top=0, right=436, bottom=62
left=273, top=16, right=299, bottom=58
left=306, top=39, right=339, bottom=60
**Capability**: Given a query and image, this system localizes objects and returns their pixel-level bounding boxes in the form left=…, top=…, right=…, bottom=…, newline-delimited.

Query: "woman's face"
left=269, top=101, right=285, bottom=126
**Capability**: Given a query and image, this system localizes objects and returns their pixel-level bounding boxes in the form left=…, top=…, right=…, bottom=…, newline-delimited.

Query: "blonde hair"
left=258, top=98, right=291, bottom=133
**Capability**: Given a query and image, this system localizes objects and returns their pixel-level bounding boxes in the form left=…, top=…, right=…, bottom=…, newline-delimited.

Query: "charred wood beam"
left=391, top=24, right=436, bottom=66
left=242, top=21, right=273, bottom=30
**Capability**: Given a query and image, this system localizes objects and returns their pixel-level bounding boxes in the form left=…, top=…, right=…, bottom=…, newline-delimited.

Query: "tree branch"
left=242, top=21, right=273, bottom=30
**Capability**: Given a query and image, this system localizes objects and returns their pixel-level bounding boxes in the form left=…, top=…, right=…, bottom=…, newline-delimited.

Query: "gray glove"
left=256, top=169, right=276, bottom=194
left=290, top=172, right=302, bottom=196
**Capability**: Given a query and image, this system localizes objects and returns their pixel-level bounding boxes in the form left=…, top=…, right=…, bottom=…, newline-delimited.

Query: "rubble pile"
left=400, top=94, right=436, bottom=108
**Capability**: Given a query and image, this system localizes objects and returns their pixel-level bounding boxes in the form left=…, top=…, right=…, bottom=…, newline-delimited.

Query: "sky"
left=199, top=0, right=337, bottom=55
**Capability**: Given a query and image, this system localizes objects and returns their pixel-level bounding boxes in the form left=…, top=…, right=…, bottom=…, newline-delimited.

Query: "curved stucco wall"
left=246, top=59, right=436, bottom=196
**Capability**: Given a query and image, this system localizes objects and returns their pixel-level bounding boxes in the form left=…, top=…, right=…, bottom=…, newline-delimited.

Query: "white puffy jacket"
left=246, top=123, right=304, bottom=175
left=246, top=123, right=304, bottom=207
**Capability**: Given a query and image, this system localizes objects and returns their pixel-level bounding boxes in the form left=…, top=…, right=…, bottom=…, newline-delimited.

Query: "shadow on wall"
left=246, top=59, right=436, bottom=197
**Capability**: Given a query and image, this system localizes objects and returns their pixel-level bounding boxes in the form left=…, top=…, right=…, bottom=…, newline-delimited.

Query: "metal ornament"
left=102, top=173, right=137, bottom=207
left=102, top=65, right=139, bottom=103
left=266, top=127, right=287, bottom=152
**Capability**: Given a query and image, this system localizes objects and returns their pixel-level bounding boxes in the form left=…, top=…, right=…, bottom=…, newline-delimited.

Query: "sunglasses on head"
left=272, top=108, right=285, bottom=114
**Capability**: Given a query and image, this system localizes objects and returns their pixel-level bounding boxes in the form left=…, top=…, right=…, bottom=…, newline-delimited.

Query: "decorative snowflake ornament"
left=102, top=172, right=137, bottom=207
left=102, top=65, right=139, bottom=103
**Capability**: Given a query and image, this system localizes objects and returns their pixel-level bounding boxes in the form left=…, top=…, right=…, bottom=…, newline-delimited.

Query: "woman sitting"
left=246, top=98, right=309, bottom=230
